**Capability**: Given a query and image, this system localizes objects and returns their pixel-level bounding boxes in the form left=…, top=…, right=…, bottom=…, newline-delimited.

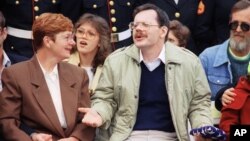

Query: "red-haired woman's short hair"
left=32, top=13, right=73, bottom=52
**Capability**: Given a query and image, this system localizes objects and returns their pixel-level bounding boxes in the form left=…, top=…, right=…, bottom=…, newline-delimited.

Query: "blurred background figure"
left=0, top=11, right=11, bottom=92
left=168, top=20, right=190, bottom=48
left=214, top=0, right=238, bottom=44
left=0, top=10, right=11, bottom=141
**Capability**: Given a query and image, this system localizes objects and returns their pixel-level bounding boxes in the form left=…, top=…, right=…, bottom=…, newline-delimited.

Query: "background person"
left=0, top=10, right=11, bottom=141
left=219, top=64, right=250, bottom=141
left=67, top=13, right=113, bottom=93
left=0, top=11, right=11, bottom=92
left=168, top=20, right=190, bottom=47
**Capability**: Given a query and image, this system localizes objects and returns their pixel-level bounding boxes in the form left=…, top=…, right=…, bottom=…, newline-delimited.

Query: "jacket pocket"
left=208, top=75, right=230, bottom=100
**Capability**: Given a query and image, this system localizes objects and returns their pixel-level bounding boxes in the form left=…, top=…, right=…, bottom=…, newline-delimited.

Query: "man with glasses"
left=199, top=0, right=250, bottom=127
left=79, top=3, right=215, bottom=141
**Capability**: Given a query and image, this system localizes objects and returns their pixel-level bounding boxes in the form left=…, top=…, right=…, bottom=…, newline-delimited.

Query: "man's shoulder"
left=200, top=40, right=229, bottom=57
left=5, top=59, right=29, bottom=70
left=166, top=43, right=199, bottom=62
left=108, top=44, right=136, bottom=59
left=60, top=61, right=82, bottom=72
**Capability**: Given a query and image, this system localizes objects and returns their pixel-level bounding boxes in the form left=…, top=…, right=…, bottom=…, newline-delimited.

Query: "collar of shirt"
left=38, top=59, right=59, bottom=80
left=2, top=51, right=11, bottom=68
left=139, top=46, right=166, bottom=71
left=174, top=0, right=179, bottom=4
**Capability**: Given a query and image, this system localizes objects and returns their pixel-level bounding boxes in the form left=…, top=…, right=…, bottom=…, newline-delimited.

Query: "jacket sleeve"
left=214, top=84, right=234, bottom=111
left=219, top=88, right=248, bottom=140
left=91, top=57, right=118, bottom=129
left=0, top=69, right=32, bottom=141
left=188, top=58, right=213, bottom=128
left=219, top=107, right=240, bottom=140
left=69, top=69, right=95, bottom=141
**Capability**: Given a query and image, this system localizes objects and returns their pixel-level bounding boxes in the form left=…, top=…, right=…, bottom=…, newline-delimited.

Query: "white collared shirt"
left=174, top=0, right=179, bottom=4
left=39, top=62, right=67, bottom=128
left=81, top=66, right=94, bottom=87
left=0, top=51, right=11, bottom=91
left=140, top=46, right=166, bottom=71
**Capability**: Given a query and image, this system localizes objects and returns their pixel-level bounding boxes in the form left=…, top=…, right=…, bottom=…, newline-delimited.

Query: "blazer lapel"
left=29, top=57, right=65, bottom=137
left=58, top=63, right=78, bottom=134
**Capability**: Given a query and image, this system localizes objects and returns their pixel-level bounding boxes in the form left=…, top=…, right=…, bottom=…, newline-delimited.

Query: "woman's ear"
left=43, top=36, right=51, bottom=48
left=160, top=26, right=168, bottom=39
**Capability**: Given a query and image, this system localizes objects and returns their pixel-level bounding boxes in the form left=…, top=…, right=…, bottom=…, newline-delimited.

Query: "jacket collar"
left=213, top=39, right=230, bottom=67
left=125, top=42, right=183, bottom=65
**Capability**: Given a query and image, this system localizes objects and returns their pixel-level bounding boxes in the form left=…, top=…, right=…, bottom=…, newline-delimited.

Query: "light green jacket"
left=92, top=42, right=213, bottom=141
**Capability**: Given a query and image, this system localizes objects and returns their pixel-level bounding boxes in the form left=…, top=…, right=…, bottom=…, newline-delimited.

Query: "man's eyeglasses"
left=129, top=22, right=159, bottom=30
left=229, top=21, right=250, bottom=32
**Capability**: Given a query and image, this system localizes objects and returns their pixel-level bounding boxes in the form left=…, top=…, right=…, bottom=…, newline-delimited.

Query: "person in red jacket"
left=219, top=65, right=250, bottom=141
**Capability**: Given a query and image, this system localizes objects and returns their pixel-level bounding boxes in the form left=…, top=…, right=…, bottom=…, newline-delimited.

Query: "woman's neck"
left=79, top=53, right=95, bottom=67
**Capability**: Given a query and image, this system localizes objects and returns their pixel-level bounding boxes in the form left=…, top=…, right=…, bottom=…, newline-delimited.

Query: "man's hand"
left=78, top=108, right=103, bottom=127
left=222, top=87, right=236, bottom=106
left=30, top=133, right=52, bottom=141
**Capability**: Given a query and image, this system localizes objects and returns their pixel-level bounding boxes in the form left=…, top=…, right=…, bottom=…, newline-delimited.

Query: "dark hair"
left=74, top=13, right=112, bottom=69
left=133, top=3, right=170, bottom=28
left=0, top=11, right=5, bottom=28
left=32, top=13, right=73, bottom=52
left=133, top=3, right=170, bottom=40
left=230, top=0, right=250, bottom=21
left=169, top=20, right=190, bottom=47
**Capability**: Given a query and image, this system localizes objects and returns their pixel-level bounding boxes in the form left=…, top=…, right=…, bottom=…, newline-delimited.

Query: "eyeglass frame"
left=128, top=22, right=160, bottom=30
left=75, top=28, right=98, bottom=39
left=229, top=21, right=250, bottom=32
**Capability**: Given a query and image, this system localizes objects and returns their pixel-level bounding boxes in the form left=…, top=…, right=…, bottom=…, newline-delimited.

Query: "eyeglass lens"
left=229, top=21, right=250, bottom=32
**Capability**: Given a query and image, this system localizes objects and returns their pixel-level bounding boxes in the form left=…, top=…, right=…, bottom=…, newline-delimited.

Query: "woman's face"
left=75, top=22, right=100, bottom=55
left=167, top=31, right=180, bottom=46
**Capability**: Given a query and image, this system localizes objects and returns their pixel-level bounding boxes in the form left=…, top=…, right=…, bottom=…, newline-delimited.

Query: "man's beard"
left=229, top=35, right=250, bottom=52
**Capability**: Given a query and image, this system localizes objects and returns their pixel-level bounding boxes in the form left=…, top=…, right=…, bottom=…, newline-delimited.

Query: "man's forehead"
left=134, top=10, right=157, bottom=22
